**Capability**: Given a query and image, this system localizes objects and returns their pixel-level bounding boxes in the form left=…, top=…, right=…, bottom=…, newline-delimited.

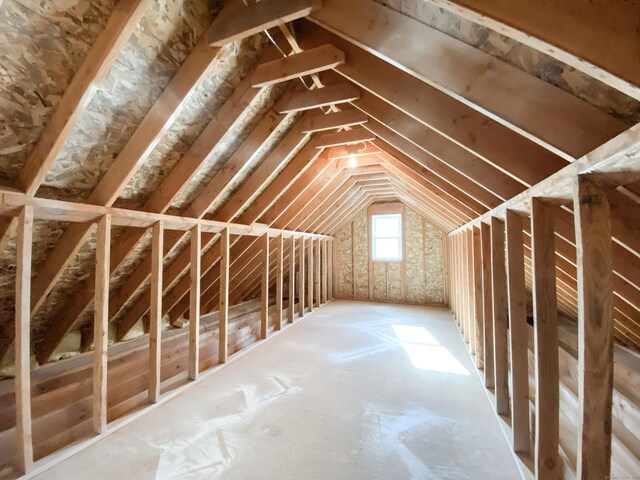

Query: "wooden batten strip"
left=93, top=214, right=111, bottom=435
left=315, top=127, right=376, bottom=149
left=188, top=224, right=201, bottom=380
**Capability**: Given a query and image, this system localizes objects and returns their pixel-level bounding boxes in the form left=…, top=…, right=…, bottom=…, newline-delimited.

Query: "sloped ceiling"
left=0, top=0, right=638, bottom=369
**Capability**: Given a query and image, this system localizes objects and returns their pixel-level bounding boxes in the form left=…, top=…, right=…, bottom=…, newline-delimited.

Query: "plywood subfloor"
left=34, top=301, right=521, bottom=479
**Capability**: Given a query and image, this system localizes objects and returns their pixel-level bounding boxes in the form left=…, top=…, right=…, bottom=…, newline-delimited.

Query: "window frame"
left=369, top=204, right=404, bottom=262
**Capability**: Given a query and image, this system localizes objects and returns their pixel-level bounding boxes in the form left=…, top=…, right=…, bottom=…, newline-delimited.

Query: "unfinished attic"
left=0, top=0, right=639, bottom=478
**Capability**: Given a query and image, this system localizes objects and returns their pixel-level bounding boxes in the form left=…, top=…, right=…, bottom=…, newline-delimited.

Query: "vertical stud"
left=472, top=227, right=484, bottom=369
left=308, top=237, right=314, bottom=312
left=505, top=209, right=530, bottom=453
left=189, top=224, right=201, bottom=380
left=149, top=220, right=164, bottom=404
left=275, top=234, right=284, bottom=331
left=574, top=177, right=614, bottom=480
left=531, top=198, right=561, bottom=480
left=289, top=236, right=296, bottom=323
left=15, top=206, right=33, bottom=473
left=261, top=233, right=269, bottom=339
left=299, top=236, right=305, bottom=318
left=491, top=217, right=509, bottom=416
left=93, top=214, right=111, bottom=434
left=219, top=228, right=230, bottom=363
left=480, top=222, right=494, bottom=388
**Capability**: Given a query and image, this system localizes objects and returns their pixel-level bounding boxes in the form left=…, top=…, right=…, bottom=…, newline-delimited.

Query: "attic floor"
left=34, top=301, right=521, bottom=480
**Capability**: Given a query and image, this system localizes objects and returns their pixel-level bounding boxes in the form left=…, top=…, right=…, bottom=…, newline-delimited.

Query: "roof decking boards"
left=0, top=0, right=639, bottom=478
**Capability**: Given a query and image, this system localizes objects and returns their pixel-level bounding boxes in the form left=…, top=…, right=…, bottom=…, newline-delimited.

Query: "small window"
left=372, top=213, right=402, bottom=261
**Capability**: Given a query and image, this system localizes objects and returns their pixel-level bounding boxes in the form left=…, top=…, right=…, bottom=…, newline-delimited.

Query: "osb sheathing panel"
left=336, top=204, right=445, bottom=305
left=336, top=224, right=353, bottom=298
left=0, top=0, right=116, bottom=184
left=375, top=0, right=640, bottom=123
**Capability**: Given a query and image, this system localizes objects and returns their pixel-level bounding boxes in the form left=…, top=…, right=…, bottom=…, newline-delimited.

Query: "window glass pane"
left=374, top=238, right=401, bottom=260
left=373, top=215, right=401, bottom=237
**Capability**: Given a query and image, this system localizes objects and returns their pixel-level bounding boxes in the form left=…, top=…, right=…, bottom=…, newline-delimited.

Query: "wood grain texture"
left=219, top=228, right=230, bottom=363
left=530, top=199, right=562, bottom=480
left=189, top=224, right=201, bottom=380
left=149, top=221, right=164, bottom=404
left=480, top=222, right=494, bottom=389
left=574, top=177, right=614, bottom=479
left=261, top=233, right=270, bottom=339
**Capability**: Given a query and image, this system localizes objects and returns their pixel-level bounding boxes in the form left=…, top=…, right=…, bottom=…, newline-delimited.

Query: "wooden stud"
left=149, top=221, right=164, bottom=404
left=188, top=224, right=201, bottom=380
left=471, top=226, right=484, bottom=368
left=466, top=228, right=475, bottom=355
left=315, top=237, right=321, bottom=306
left=289, top=236, right=296, bottom=323
left=261, top=233, right=270, bottom=339
left=275, top=234, right=284, bottom=330
left=93, top=214, right=111, bottom=434
left=219, top=228, right=230, bottom=363
left=252, top=44, right=345, bottom=88
left=15, top=206, right=33, bottom=474
left=308, top=237, right=314, bottom=312
left=574, top=177, right=614, bottom=479
left=530, top=198, right=562, bottom=480
left=505, top=209, right=530, bottom=454
left=208, top=0, right=321, bottom=46
left=323, top=238, right=329, bottom=304
left=480, top=222, right=494, bottom=389
left=490, top=217, right=510, bottom=416
left=299, top=237, right=306, bottom=318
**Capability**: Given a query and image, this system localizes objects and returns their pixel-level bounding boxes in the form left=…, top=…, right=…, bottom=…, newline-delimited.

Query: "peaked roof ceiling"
left=0, top=0, right=639, bottom=366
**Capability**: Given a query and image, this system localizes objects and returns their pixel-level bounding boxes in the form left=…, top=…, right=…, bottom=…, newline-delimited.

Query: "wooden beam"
left=573, top=177, right=615, bottom=479
left=93, top=214, right=111, bottom=435
left=426, top=0, right=640, bottom=101
left=149, top=221, right=164, bottom=404
left=490, top=217, right=509, bottom=416
left=277, top=83, right=360, bottom=113
left=530, top=198, right=562, bottom=479
left=315, top=127, right=375, bottom=149
left=289, top=236, right=296, bottom=323
left=310, top=0, right=626, bottom=159
left=299, top=237, right=306, bottom=317
left=480, top=222, right=494, bottom=389
left=188, top=224, right=201, bottom=380
left=15, top=206, right=33, bottom=474
left=219, top=228, right=230, bottom=363
left=300, top=109, right=368, bottom=134
left=329, top=238, right=334, bottom=300
left=504, top=209, right=530, bottom=454
left=208, top=0, right=322, bottom=46
left=252, top=44, right=344, bottom=88
left=261, top=233, right=270, bottom=339
left=471, top=226, right=484, bottom=369
left=315, top=237, right=321, bottom=306
left=323, top=238, right=329, bottom=303
left=308, top=237, right=314, bottom=312
left=275, top=234, right=284, bottom=330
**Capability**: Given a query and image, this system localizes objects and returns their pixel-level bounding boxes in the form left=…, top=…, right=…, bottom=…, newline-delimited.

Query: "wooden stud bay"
left=574, top=177, right=615, bottom=479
